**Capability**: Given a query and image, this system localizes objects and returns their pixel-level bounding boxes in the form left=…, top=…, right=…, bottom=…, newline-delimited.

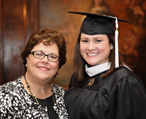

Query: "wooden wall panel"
left=0, top=0, right=3, bottom=84
left=0, top=0, right=39, bottom=85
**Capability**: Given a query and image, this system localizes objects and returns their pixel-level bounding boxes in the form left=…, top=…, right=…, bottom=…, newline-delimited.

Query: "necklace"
left=23, top=75, right=56, bottom=105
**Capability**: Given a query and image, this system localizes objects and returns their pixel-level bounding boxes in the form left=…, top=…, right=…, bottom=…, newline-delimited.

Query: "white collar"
left=85, top=62, right=111, bottom=77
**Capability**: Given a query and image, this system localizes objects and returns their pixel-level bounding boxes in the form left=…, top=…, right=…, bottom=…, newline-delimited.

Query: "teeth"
left=40, top=67, right=47, bottom=69
left=88, top=53, right=97, bottom=56
left=39, top=67, right=49, bottom=70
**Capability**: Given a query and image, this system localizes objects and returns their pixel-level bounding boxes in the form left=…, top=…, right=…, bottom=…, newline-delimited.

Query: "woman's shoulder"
left=0, top=76, right=28, bottom=103
left=0, top=76, right=26, bottom=106
left=112, top=66, right=145, bottom=88
left=0, top=76, right=22, bottom=93
left=112, top=66, right=138, bottom=80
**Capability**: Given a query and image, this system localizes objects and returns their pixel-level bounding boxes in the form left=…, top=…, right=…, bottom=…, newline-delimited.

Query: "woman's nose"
left=41, top=55, right=49, bottom=63
left=87, top=42, right=95, bottom=50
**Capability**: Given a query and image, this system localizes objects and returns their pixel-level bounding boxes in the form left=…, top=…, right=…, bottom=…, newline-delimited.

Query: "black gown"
left=64, top=67, right=146, bottom=119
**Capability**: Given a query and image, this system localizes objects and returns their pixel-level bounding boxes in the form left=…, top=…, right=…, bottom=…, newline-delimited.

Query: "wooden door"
left=0, top=0, right=39, bottom=85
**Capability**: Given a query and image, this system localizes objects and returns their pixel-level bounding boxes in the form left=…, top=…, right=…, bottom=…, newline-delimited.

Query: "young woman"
left=65, top=11, right=146, bottom=119
left=0, top=28, right=68, bottom=119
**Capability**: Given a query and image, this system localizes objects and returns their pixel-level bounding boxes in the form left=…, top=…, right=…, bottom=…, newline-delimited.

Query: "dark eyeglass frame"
left=31, top=51, right=60, bottom=62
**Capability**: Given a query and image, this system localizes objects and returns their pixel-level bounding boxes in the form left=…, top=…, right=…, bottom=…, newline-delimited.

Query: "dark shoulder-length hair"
left=74, top=32, right=123, bottom=81
left=21, top=28, right=67, bottom=72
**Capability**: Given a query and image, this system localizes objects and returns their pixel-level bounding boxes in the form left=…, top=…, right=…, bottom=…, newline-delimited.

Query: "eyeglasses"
left=31, top=51, right=60, bottom=62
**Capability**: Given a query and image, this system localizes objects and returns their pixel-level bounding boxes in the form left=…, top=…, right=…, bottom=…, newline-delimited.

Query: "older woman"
left=0, top=28, right=68, bottom=119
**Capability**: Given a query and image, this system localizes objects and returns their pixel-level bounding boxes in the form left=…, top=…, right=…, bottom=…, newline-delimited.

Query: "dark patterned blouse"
left=0, top=76, right=68, bottom=119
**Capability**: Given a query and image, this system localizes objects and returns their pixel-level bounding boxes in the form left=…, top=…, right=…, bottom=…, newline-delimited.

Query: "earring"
left=111, top=45, right=113, bottom=50
left=25, top=64, right=27, bottom=67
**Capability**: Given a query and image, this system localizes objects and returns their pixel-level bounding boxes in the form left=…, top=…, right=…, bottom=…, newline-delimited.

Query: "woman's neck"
left=21, top=74, right=52, bottom=99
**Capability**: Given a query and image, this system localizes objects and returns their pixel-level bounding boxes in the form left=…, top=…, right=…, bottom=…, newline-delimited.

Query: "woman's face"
left=26, top=42, right=59, bottom=83
left=80, top=33, right=112, bottom=66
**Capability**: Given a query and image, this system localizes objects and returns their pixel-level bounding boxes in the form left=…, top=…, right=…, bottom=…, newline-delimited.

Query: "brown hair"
left=21, top=28, right=67, bottom=72
left=74, top=33, right=123, bottom=81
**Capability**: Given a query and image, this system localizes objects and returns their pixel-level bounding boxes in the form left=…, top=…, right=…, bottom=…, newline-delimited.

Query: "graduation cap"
left=68, top=11, right=132, bottom=68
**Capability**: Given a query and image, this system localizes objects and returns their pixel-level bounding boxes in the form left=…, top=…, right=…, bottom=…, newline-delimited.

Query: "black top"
left=38, top=95, right=58, bottom=119
left=64, top=67, right=146, bottom=119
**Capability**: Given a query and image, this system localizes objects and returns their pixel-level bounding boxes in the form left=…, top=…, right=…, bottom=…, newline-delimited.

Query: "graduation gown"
left=64, top=67, right=146, bottom=119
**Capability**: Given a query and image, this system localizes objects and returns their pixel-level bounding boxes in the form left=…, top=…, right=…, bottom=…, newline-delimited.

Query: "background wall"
left=0, top=0, right=39, bottom=84
left=0, top=0, right=146, bottom=89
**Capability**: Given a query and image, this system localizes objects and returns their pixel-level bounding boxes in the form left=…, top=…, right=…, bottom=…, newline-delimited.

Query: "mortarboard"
left=68, top=11, right=132, bottom=68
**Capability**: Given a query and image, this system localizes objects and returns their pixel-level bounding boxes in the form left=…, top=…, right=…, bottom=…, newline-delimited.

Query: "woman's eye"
left=50, top=55, right=58, bottom=59
left=95, top=40, right=102, bottom=43
left=81, top=40, right=88, bottom=43
left=36, top=52, right=43, bottom=56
